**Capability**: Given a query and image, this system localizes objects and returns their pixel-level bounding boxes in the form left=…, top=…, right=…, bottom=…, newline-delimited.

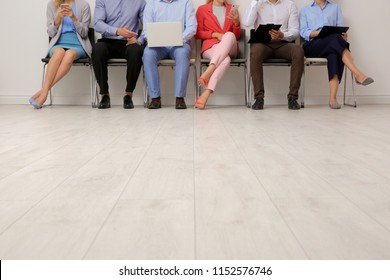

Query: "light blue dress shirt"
left=142, top=0, right=197, bottom=44
left=300, top=1, right=345, bottom=41
left=94, top=0, right=146, bottom=44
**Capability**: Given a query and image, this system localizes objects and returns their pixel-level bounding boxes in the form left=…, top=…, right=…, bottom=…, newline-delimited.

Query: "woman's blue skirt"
left=49, top=32, right=87, bottom=59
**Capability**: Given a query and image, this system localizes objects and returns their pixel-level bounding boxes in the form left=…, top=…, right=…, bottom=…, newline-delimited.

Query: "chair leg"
left=243, top=64, right=249, bottom=107
left=301, top=68, right=306, bottom=108
left=343, top=68, right=357, bottom=107
left=198, top=64, right=204, bottom=99
left=142, top=68, right=149, bottom=108
left=192, top=64, right=198, bottom=102
left=89, top=65, right=96, bottom=108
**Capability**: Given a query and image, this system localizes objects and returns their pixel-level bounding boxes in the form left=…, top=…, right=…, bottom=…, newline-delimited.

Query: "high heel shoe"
left=194, top=96, right=206, bottom=110
left=197, top=77, right=208, bottom=87
left=356, top=77, right=374, bottom=86
left=29, top=97, right=42, bottom=109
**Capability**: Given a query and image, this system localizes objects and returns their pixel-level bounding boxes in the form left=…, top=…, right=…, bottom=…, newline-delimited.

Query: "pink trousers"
left=202, top=32, right=238, bottom=92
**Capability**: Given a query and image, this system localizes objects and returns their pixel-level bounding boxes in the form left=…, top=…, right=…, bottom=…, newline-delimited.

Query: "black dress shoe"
left=148, top=97, right=161, bottom=109
left=175, top=97, right=187, bottom=109
left=288, top=96, right=301, bottom=110
left=123, top=95, right=134, bottom=109
left=98, top=94, right=110, bottom=109
left=251, top=96, right=264, bottom=110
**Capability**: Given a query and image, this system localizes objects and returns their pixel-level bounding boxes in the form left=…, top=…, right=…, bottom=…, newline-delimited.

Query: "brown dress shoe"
left=175, top=97, right=187, bottom=109
left=148, top=97, right=161, bottom=109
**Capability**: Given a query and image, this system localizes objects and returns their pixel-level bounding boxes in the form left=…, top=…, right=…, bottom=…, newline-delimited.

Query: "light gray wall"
left=0, top=0, right=389, bottom=106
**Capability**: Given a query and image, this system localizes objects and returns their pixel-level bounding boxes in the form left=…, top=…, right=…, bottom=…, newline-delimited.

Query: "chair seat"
left=41, top=57, right=91, bottom=64
left=304, top=57, right=328, bottom=64
left=263, top=58, right=291, bottom=63
left=157, top=59, right=196, bottom=66
left=107, top=58, right=127, bottom=64
left=200, top=58, right=247, bottom=64
left=263, top=58, right=291, bottom=66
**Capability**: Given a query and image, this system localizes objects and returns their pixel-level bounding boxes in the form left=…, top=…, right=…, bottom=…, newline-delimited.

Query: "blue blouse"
left=62, top=3, right=77, bottom=34
left=300, top=1, right=345, bottom=41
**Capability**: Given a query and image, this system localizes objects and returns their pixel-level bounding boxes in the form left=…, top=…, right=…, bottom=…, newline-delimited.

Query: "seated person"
left=243, top=0, right=304, bottom=110
left=30, top=0, right=92, bottom=109
left=195, top=0, right=241, bottom=110
left=142, top=0, right=197, bottom=109
left=300, top=0, right=374, bottom=109
left=93, top=0, right=146, bottom=109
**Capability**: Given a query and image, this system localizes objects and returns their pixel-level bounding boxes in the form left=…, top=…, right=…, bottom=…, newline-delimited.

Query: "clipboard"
left=318, top=26, right=349, bottom=38
left=248, top=24, right=282, bottom=43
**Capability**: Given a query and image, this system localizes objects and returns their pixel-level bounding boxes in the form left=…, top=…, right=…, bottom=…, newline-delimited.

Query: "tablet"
left=318, top=26, right=349, bottom=38
left=248, top=24, right=282, bottom=43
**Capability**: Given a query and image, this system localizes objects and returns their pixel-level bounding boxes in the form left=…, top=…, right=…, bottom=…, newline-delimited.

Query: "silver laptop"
left=146, top=21, right=183, bottom=47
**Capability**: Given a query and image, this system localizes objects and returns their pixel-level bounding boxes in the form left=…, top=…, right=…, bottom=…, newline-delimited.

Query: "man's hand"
left=341, top=32, right=348, bottom=41
left=126, top=37, right=141, bottom=46
left=116, top=26, right=138, bottom=38
left=269, top=29, right=284, bottom=41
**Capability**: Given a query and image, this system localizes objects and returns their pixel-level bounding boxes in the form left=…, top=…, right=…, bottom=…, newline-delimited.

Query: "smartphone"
left=60, top=4, right=69, bottom=9
left=231, top=4, right=239, bottom=12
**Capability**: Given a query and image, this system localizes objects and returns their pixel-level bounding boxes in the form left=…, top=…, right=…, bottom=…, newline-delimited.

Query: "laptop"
left=146, top=21, right=183, bottom=47
left=248, top=24, right=282, bottom=43
left=318, top=26, right=349, bottom=38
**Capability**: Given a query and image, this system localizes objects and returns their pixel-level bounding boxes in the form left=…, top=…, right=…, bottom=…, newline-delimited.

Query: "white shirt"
left=243, top=0, right=299, bottom=42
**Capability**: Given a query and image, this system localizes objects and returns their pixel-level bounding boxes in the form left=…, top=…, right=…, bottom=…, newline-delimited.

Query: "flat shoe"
left=356, top=77, right=374, bottom=86
left=329, top=102, right=341, bottom=109
left=29, top=97, right=42, bottom=109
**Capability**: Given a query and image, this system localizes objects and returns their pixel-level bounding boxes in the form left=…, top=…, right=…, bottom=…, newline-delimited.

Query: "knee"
left=52, top=47, right=66, bottom=58
left=61, top=54, right=76, bottom=67
left=292, top=45, right=304, bottom=61
left=126, top=44, right=143, bottom=60
left=329, top=34, right=348, bottom=47
left=65, top=50, right=78, bottom=61
left=174, top=46, right=191, bottom=60
left=250, top=46, right=263, bottom=61
left=92, top=42, right=108, bottom=58
left=222, top=32, right=236, bottom=44
left=142, top=48, right=158, bottom=64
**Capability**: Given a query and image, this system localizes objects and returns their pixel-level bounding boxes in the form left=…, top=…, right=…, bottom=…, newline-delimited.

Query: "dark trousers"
left=250, top=42, right=304, bottom=99
left=92, top=38, right=144, bottom=94
left=303, top=34, right=350, bottom=82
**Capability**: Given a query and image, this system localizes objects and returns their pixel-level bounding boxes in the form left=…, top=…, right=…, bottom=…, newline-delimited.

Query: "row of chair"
left=42, top=28, right=357, bottom=108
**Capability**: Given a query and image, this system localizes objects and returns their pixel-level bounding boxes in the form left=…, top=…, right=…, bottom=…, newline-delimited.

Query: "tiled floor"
left=1, top=104, right=390, bottom=259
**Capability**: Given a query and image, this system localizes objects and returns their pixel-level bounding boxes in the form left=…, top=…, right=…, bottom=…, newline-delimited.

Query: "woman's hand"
left=55, top=4, right=75, bottom=25
left=212, top=32, right=223, bottom=40
left=310, top=30, right=321, bottom=39
left=227, top=9, right=240, bottom=26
